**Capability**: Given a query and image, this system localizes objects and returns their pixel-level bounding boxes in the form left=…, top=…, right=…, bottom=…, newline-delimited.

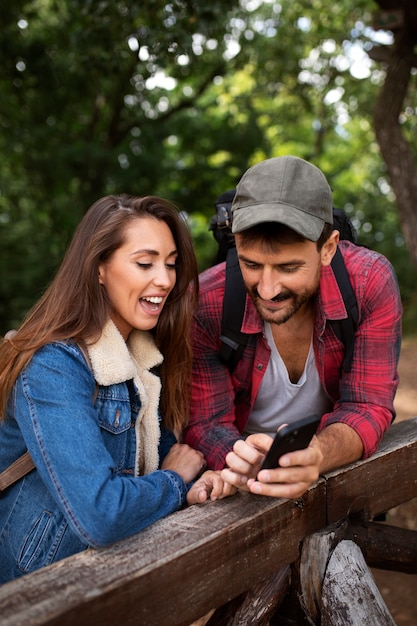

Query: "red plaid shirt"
left=184, top=241, right=402, bottom=470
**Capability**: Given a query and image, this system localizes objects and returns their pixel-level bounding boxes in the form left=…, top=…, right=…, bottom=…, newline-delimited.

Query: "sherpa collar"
left=86, top=319, right=164, bottom=476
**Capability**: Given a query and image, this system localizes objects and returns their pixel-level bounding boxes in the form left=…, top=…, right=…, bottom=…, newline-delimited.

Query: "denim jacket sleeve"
left=10, top=342, right=188, bottom=547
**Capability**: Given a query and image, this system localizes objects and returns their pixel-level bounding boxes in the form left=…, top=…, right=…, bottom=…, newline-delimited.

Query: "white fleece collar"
left=86, top=319, right=163, bottom=386
left=86, top=319, right=164, bottom=475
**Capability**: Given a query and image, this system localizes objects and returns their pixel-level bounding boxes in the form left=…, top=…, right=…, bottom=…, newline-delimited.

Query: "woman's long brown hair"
left=0, top=195, right=198, bottom=434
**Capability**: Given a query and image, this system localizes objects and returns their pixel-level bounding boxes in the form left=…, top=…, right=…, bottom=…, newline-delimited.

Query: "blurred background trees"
left=1, top=0, right=416, bottom=334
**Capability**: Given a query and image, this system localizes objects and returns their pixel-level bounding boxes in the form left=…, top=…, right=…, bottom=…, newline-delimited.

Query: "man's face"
left=235, top=236, right=324, bottom=325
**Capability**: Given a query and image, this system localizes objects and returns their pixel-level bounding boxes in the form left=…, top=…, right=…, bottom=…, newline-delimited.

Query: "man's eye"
left=282, top=266, right=299, bottom=273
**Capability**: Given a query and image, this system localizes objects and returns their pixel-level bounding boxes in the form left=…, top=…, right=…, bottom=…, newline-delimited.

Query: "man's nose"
left=257, top=271, right=281, bottom=300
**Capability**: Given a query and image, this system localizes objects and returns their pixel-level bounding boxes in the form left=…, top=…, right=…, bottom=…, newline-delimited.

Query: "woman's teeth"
left=142, top=297, right=163, bottom=304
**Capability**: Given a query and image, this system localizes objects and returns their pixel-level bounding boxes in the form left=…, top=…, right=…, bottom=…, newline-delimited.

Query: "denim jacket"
left=0, top=324, right=188, bottom=583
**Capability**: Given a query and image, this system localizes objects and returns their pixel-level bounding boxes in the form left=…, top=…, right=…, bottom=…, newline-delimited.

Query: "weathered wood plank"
left=0, top=484, right=325, bottom=626
left=350, top=520, right=417, bottom=574
left=0, top=418, right=415, bottom=626
left=325, top=417, right=417, bottom=522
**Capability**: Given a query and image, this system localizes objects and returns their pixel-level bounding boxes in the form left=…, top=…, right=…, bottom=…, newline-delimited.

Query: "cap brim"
left=231, top=202, right=325, bottom=241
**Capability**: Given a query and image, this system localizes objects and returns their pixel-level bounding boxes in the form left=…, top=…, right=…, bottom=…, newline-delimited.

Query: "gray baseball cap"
left=231, top=156, right=333, bottom=241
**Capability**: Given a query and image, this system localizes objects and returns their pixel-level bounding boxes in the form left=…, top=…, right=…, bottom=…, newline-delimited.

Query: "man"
left=184, top=155, right=402, bottom=498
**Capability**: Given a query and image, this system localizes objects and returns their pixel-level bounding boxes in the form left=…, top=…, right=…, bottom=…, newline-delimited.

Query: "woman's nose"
left=153, top=266, right=173, bottom=289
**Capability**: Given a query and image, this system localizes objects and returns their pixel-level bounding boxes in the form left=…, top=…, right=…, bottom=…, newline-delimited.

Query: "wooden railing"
left=0, top=417, right=416, bottom=626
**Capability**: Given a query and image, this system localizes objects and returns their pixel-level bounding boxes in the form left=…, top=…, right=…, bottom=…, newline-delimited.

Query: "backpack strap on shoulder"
left=0, top=451, right=35, bottom=494
left=329, top=247, right=359, bottom=373
left=219, top=247, right=249, bottom=372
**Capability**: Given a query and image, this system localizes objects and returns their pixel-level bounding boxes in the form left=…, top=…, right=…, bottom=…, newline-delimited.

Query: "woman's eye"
left=136, top=262, right=152, bottom=269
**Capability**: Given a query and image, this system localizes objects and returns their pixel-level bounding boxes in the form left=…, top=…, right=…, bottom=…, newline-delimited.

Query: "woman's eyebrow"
left=130, top=248, right=177, bottom=256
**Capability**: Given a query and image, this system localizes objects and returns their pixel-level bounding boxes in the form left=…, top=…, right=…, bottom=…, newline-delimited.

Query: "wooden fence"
left=0, top=417, right=416, bottom=625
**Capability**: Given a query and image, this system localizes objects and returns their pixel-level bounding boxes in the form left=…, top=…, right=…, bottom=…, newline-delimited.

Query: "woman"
left=0, top=194, right=232, bottom=583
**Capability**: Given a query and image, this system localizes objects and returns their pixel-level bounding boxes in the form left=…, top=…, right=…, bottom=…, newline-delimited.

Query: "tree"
left=372, top=0, right=417, bottom=269
left=0, top=0, right=416, bottom=333
left=0, top=0, right=245, bottom=329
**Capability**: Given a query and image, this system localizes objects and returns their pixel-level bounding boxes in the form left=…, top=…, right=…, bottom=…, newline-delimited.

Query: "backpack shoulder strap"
left=329, top=246, right=359, bottom=373
left=219, top=247, right=249, bottom=371
left=0, top=451, right=35, bottom=494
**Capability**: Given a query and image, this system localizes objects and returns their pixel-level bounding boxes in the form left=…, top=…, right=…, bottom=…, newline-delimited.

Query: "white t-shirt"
left=244, top=323, right=332, bottom=437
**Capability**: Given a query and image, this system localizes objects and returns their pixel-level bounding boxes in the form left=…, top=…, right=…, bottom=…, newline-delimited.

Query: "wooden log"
left=205, top=565, right=291, bottom=626
left=267, top=562, right=314, bottom=626
left=350, top=519, right=417, bottom=574
left=321, top=540, right=396, bottom=626
left=298, top=520, right=350, bottom=622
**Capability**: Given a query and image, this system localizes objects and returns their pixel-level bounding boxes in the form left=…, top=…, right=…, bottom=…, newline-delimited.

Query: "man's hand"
left=186, top=470, right=237, bottom=505
left=221, top=433, right=323, bottom=499
left=221, top=423, right=364, bottom=499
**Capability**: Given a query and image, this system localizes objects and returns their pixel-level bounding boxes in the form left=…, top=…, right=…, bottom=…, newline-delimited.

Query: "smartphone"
left=260, top=414, right=321, bottom=470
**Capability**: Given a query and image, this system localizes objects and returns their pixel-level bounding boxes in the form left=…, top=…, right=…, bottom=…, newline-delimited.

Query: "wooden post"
left=298, top=520, right=349, bottom=622
left=321, top=540, right=396, bottom=626
left=299, top=530, right=397, bottom=625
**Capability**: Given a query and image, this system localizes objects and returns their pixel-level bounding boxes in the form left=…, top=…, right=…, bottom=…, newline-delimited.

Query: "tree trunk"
left=373, top=0, right=417, bottom=270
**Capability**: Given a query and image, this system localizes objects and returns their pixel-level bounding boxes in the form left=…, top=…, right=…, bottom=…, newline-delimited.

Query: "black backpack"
left=209, top=191, right=359, bottom=374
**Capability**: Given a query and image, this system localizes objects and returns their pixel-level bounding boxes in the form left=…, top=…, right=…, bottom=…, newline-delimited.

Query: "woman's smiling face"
left=98, top=217, right=177, bottom=340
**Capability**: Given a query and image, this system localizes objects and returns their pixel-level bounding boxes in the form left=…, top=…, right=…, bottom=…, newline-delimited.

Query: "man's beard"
left=249, top=286, right=318, bottom=325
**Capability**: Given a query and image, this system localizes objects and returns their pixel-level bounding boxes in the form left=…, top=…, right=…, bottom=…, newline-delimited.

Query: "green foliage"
left=187, top=212, right=218, bottom=272
left=1, top=0, right=416, bottom=334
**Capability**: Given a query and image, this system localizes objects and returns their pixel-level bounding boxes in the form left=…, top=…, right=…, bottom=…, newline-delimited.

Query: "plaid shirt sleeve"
left=317, top=242, right=403, bottom=458
left=183, top=264, right=248, bottom=470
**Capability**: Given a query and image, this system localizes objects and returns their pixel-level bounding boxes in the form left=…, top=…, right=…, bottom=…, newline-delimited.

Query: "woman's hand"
left=161, top=443, right=206, bottom=484
left=186, top=470, right=237, bottom=505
